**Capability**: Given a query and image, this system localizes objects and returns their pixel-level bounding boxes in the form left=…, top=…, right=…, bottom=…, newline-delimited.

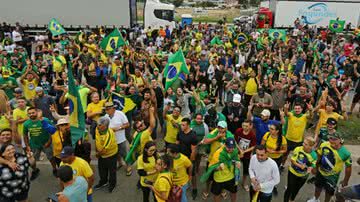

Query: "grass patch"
left=338, top=115, right=360, bottom=145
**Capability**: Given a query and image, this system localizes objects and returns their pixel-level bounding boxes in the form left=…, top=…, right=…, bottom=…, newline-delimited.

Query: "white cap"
left=260, top=109, right=271, bottom=117
left=233, top=94, right=241, bottom=103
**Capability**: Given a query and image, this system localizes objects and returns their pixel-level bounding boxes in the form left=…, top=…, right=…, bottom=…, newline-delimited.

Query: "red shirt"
left=234, top=128, right=256, bottom=159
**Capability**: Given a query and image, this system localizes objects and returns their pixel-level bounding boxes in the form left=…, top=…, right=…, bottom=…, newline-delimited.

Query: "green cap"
left=217, top=121, right=227, bottom=128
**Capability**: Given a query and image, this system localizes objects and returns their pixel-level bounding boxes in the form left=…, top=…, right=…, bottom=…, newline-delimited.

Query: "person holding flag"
left=125, top=106, right=156, bottom=174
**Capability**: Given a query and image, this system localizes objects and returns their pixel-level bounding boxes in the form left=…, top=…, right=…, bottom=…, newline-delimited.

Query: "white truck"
left=0, top=0, right=176, bottom=29
left=259, top=0, right=360, bottom=28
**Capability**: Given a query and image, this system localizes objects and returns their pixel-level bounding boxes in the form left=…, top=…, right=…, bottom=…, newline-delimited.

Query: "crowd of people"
left=0, top=19, right=360, bottom=202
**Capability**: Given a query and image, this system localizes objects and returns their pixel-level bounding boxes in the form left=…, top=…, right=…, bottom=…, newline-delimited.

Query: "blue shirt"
left=253, top=116, right=280, bottom=145
left=63, top=176, right=88, bottom=202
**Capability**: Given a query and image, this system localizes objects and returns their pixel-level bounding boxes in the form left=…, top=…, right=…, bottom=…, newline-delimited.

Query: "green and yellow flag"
left=67, top=62, right=86, bottom=146
left=268, top=29, right=286, bottom=41
left=329, top=19, right=345, bottom=33
left=163, top=50, right=189, bottom=90
left=48, top=18, right=66, bottom=36
left=100, top=29, right=126, bottom=52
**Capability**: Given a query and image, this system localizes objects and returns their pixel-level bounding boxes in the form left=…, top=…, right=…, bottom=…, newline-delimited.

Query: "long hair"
left=273, top=123, right=283, bottom=151
left=142, top=141, right=157, bottom=164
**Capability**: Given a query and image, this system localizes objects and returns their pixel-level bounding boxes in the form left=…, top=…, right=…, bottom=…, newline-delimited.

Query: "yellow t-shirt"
left=172, top=154, right=192, bottom=186
left=111, top=63, right=122, bottom=77
left=164, top=114, right=182, bottom=144
left=210, top=146, right=235, bottom=183
left=51, top=130, right=65, bottom=158
left=52, top=55, right=67, bottom=73
left=95, top=128, right=118, bottom=158
left=60, top=157, right=94, bottom=194
left=262, top=132, right=287, bottom=159
left=86, top=100, right=106, bottom=121
left=139, top=129, right=152, bottom=155
left=84, top=43, right=97, bottom=57
left=154, top=172, right=172, bottom=202
left=315, top=109, right=343, bottom=134
left=13, top=107, right=28, bottom=136
left=0, top=116, right=10, bottom=131
left=245, top=78, right=257, bottom=96
left=286, top=112, right=309, bottom=143
left=23, top=79, right=38, bottom=100
left=137, top=155, right=158, bottom=187
left=131, top=74, right=144, bottom=87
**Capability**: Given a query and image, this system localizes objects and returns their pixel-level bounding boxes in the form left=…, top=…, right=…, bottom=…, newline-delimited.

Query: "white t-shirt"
left=12, top=30, right=22, bottom=42
left=105, top=110, right=129, bottom=144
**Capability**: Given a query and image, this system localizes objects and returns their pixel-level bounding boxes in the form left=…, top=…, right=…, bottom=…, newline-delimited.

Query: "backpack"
left=161, top=176, right=182, bottom=202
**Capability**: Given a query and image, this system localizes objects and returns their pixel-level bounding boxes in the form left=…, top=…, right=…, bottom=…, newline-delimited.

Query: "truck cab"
left=256, top=7, right=273, bottom=28
left=144, top=0, right=176, bottom=30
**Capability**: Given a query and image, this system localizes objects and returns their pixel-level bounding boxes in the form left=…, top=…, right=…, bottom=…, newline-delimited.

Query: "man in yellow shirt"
left=52, top=49, right=67, bottom=77
left=20, top=67, right=39, bottom=101
left=60, top=146, right=95, bottom=201
left=167, top=144, right=192, bottom=202
left=12, top=97, right=28, bottom=147
left=87, top=92, right=106, bottom=139
left=163, top=105, right=183, bottom=147
left=94, top=116, right=118, bottom=193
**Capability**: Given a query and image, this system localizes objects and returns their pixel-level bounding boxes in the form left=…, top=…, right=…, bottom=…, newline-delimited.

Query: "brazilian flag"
left=67, top=63, right=85, bottom=146
left=48, top=18, right=66, bottom=36
left=163, top=50, right=189, bottom=90
left=329, top=20, right=345, bottom=33
left=108, top=92, right=137, bottom=113
left=100, top=29, right=126, bottom=52
left=269, top=29, right=286, bottom=41
left=234, top=33, right=248, bottom=46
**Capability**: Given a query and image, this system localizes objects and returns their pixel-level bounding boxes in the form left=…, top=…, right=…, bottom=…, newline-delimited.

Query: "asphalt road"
left=30, top=157, right=360, bottom=202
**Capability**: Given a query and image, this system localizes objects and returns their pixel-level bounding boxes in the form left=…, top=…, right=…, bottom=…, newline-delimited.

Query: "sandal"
left=221, top=191, right=228, bottom=200
left=202, top=192, right=209, bottom=200
left=242, top=185, right=250, bottom=192
left=126, top=168, right=132, bottom=176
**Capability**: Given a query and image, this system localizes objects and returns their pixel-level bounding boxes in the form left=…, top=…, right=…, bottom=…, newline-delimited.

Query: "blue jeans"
left=181, top=182, right=190, bottom=202
left=87, top=194, right=93, bottom=202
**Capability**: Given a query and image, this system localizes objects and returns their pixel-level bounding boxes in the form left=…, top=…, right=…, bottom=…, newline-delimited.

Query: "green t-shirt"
left=0, top=76, right=18, bottom=99
left=23, top=118, right=51, bottom=149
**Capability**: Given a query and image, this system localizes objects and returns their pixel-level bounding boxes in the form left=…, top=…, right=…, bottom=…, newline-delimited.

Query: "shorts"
left=117, top=142, right=127, bottom=159
left=211, top=178, right=237, bottom=195
left=32, top=146, right=53, bottom=161
left=241, top=158, right=250, bottom=176
left=314, top=172, right=337, bottom=195
left=287, top=140, right=303, bottom=152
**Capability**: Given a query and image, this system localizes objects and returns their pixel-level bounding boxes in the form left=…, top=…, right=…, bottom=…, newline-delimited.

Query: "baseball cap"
left=327, top=118, right=337, bottom=125
left=217, top=121, right=228, bottom=128
left=35, top=87, right=43, bottom=92
left=261, top=109, right=271, bottom=117
left=225, top=138, right=236, bottom=149
left=154, top=68, right=159, bottom=72
left=56, top=118, right=69, bottom=126
left=233, top=94, right=241, bottom=103
left=14, top=87, right=22, bottom=93
left=60, top=146, right=74, bottom=158
left=328, top=132, right=342, bottom=140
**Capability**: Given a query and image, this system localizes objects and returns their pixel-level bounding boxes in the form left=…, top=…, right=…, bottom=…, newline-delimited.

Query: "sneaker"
left=108, top=185, right=116, bottom=193
left=30, top=168, right=40, bottom=181
left=307, top=197, right=320, bottom=202
left=192, top=189, right=198, bottom=200
left=94, top=183, right=109, bottom=190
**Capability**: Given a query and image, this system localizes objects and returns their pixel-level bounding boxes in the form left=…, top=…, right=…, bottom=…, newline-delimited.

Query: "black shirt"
left=177, top=130, right=198, bottom=158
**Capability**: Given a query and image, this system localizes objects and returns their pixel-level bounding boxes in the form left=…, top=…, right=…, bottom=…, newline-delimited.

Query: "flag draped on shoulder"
left=108, top=92, right=137, bottom=113
left=268, top=29, right=286, bottom=41
left=48, top=18, right=66, bottom=36
left=329, top=19, right=345, bottom=33
left=163, top=50, right=189, bottom=90
left=100, top=29, right=126, bottom=52
left=67, top=63, right=85, bottom=146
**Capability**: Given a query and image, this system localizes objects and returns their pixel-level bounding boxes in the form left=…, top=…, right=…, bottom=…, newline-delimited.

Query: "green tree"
left=167, top=0, right=184, bottom=7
